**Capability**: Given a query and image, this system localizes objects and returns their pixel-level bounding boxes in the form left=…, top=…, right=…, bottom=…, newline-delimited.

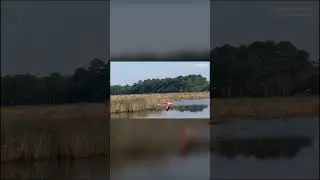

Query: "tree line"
left=111, top=75, right=209, bottom=95
left=1, top=40, right=318, bottom=106
left=1, top=59, right=109, bottom=105
left=211, top=41, right=318, bottom=97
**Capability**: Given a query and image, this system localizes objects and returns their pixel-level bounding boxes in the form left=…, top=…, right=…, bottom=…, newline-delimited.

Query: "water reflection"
left=1, top=159, right=110, bottom=179
left=210, top=136, right=319, bottom=179
left=210, top=137, right=313, bottom=159
left=2, top=117, right=318, bottom=179
left=183, top=135, right=314, bottom=159
left=208, top=117, right=319, bottom=179
left=174, top=104, right=208, bottom=112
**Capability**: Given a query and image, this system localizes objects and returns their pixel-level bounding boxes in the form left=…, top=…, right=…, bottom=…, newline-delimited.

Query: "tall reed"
left=1, top=117, right=109, bottom=162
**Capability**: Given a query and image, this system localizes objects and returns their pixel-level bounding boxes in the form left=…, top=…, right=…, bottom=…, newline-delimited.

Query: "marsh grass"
left=1, top=104, right=110, bottom=162
left=1, top=116, right=109, bottom=162
left=1, top=104, right=208, bottom=162
left=1, top=103, right=109, bottom=121
left=211, top=96, right=319, bottom=121
left=110, top=92, right=209, bottom=113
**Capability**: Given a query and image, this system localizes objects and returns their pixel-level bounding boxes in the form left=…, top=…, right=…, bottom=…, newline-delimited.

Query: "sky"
left=1, top=1, right=318, bottom=76
left=210, top=1, right=319, bottom=59
left=1, top=1, right=110, bottom=76
left=110, top=1, right=210, bottom=56
left=110, top=61, right=210, bottom=86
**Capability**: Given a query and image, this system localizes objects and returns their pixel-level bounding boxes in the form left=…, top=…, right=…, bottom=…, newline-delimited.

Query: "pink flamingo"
left=165, top=101, right=174, bottom=111
left=164, top=96, right=174, bottom=111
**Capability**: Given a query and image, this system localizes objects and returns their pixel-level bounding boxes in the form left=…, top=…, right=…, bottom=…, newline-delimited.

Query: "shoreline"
left=211, top=96, right=319, bottom=120
left=110, top=92, right=209, bottom=113
left=0, top=95, right=318, bottom=120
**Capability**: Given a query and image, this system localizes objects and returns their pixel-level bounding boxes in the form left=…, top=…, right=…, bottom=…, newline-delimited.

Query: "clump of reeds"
left=1, top=116, right=109, bottom=162
left=1, top=103, right=109, bottom=162
left=110, top=95, right=161, bottom=113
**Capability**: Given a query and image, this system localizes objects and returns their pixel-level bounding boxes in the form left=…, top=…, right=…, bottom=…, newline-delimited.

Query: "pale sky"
left=110, top=2, right=210, bottom=57
left=110, top=61, right=210, bottom=86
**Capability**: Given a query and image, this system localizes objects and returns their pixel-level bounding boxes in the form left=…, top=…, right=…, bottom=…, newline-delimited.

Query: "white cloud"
left=194, top=63, right=209, bottom=68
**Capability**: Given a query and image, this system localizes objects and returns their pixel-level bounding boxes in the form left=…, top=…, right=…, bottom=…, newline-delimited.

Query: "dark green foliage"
left=211, top=41, right=319, bottom=97
left=110, top=75, right=209, bottom=95
left=1, top=58, right=110, bottom=106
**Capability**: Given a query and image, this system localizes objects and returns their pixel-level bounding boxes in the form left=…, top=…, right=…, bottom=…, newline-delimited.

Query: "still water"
left=111, top=98, right=210, bottom=119
left=210, top=117, right=319, bottom=179
left=1, top=117, right=318, bottom=179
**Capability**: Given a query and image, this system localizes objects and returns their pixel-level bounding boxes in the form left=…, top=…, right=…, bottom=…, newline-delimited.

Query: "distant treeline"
left=1, top=40, right=318, bottom=106
left=111, top=75, right=209, bottom=95
left=211, top=41, right=319, bottom=97
left=1, top=59, right=109, bottom=105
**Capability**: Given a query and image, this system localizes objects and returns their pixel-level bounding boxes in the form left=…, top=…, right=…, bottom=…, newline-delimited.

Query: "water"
left=210, top=117, right=319, bottom=179
left=112, top=117, right=319, bottom=180
left=111, top=152, right=210, bottom=180
left=1, top=117, right=318, bottom=179
left=111, top=98, right=210, bottom=119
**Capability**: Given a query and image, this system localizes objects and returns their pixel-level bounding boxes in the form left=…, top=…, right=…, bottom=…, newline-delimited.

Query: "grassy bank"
left=1, top=103, right=109, bottom=121
left=211, top=96, right=319, bottom=121
left=110, top=92, right=209, bottom=113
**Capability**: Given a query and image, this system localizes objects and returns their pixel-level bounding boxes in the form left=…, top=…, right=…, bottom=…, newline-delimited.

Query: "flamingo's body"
left=165, top=101, right=174, bottom=111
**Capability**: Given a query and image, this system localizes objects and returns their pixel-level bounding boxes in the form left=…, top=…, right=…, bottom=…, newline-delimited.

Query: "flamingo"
left=158, top=97, right=173, bottom=111
left=163, top=96, right=174, bottom=111
left=165, top=101, right=174, bottom=111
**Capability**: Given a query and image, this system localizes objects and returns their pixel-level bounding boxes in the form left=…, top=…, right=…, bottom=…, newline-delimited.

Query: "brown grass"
left=1, top=103, right=109, bottom=121
left=1, top=104, right=109, bottom=162
left=1, top=116, right=109, bottom=162
left=211, top=96, right=319, bottom=121
left=1, top=112, right=207, bottom=162
left=110, top=92, right=209, bottom=113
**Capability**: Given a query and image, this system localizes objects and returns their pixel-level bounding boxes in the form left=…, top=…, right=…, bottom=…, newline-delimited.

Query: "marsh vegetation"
left=110, top=92, right=209, bottom=113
